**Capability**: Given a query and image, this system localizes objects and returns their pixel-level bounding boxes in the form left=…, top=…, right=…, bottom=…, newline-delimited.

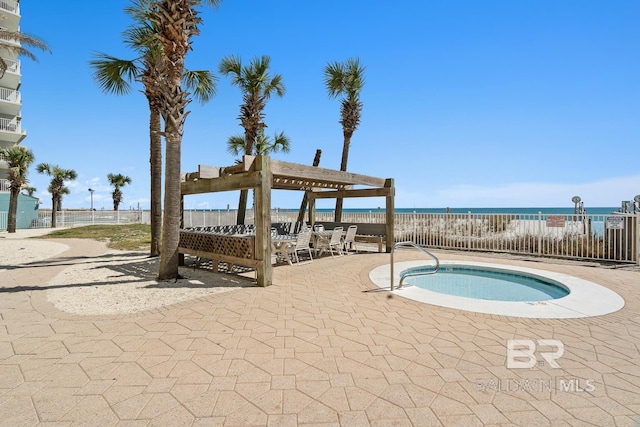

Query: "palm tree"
left=35, top=163, right=77, bottom=228
left=324, top=57, right=365, bottom=221
left=23, top=186, right=36, bottom=197
left=107, top=173, right=132, bottom=211
left=219, top=54, right=285, bottom=224
left=0, top=145, right=34, bottom=232
left=150, top=0, right=221, bottom=280
left=89, top=0, right=216, bottom=257
left=226, top=129, right=291, bottom=158
left=0, top=28, right=50, bottom=78
left=227, top=130, right=290, bottom=220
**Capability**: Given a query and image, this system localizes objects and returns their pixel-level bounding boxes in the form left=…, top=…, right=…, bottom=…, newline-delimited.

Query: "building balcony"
left=0, top=178, right=9, bottom=192
left=0, top=151, right=6, bottom=182
left=0, top=116, right=24, bottom=143
left=0, top=86, right=20, bottom=115
left=0, top=57, right=20, bottom=88
left=0, top=0, right=18, bottom=13
left=0, top=2, right=19, bottom=29
left=0, top=26, right=20, bottom=48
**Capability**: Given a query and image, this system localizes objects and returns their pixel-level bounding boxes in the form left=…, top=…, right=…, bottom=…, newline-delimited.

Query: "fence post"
left=538, top=211, right=542, bottom=256
left=636, top=214, right=640, bottom=265
left=412, top=211, right=418, bottom=244
left=467, top=211, right=471, bottom=250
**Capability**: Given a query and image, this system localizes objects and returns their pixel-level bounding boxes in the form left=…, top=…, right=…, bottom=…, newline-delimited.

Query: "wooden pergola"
left=180, top=155, right=395, bottom=287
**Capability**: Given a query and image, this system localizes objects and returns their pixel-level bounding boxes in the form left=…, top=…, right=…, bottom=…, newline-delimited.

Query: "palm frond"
left=265, top=74, right=285, bottom=99
left=0, top=30, right=51, bottom=54
left=0, top=29, right=50, bottom=77
left=219, top=54, right=243, bottom=85
left=123, top=22, right=161, bottom=52
left=226, top=135, right=246, bottom=157
left=89, top=53, right=140, bottom=95
left=202, top=0, right=223, bottom=7
left=270, top=131, right=291, bottom=154
left=124, top=0, right=155, bottom=23
left=323, top=61, right=346, bottom=98
left=107, top=173, right=132, bottom=188
left=183, top=69, right=217, bottom=104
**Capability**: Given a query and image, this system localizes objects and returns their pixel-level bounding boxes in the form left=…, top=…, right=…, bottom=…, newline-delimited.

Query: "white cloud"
left=398, top=175, right=640, bottom=208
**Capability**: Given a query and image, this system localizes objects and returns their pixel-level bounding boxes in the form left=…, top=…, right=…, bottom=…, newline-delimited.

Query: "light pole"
left=88, top=188, right=94, bottom=223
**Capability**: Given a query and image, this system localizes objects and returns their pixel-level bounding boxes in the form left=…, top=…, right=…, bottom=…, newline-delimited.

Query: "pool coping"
left=369, top=260, right=625, bottom=318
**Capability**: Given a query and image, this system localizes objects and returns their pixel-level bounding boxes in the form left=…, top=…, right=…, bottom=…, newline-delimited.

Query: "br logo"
left=506, top=339, right=564, bottom=369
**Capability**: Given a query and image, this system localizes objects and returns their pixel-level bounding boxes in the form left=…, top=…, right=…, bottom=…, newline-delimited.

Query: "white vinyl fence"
left=393, top=212, right=638, bottom=264
left=22, top=209, right=640, bottom=264
left=31, top=209, right=147, bottom=228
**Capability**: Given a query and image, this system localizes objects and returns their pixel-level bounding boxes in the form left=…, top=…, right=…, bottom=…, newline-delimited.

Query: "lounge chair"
left=316, top=226, right=344, bottom=257
left=283, top=227, right=314, bottom=265
left=342, top=225, right=358, bottom=254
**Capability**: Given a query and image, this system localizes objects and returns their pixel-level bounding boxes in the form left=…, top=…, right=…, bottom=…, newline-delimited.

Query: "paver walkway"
left=1, top=230, right=639, bottom=426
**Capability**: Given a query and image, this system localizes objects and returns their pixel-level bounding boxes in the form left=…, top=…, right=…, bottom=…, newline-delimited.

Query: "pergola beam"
left=307, top=187, right=393, bottom=200
left=271, top=159, right=386, bottom=187
left=181, top=172, right=264, bottom=195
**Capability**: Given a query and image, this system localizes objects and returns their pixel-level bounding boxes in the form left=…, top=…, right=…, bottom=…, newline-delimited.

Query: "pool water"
left=402, top=266, right=569, bottom=302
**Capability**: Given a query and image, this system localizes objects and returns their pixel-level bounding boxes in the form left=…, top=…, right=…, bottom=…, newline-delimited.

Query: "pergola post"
left=179, top=194, right=185, bottom=266
left=254, top=155, right=272, bottom=286
left=385, top=178, right=395, bottom=253
left=297, top=149, right=322, bottom=223
left=308, top=191, right=316, bottom=227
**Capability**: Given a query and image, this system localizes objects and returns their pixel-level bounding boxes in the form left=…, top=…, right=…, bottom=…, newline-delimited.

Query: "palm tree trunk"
left=158, top=128, right=181, bottom=280
left=237, top=189, right=248, bottom=225
left=6, top=188, right=18, bottom=232
left=334, top=134, right=352, bottom=222
left=113, top=189, right=121, bottom=211
left=236, top=128, right=256, bottom=225
left=51, top=198, right=58, bottom=228
left=150, top=108, right=162, bottom=257
left=154, top=0, right=198, bottom=279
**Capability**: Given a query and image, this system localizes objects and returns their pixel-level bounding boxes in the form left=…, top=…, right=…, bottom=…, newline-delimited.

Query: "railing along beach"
left=21, top=208, right=639, bottom=264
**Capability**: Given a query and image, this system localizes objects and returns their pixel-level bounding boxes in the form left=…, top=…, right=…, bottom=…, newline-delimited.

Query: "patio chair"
left=316, top=226, right=344, bottom=257
left=292, top=221, right=308, bottom=235
left=283, top=222, right=293, bottom=235
left=284, top=227, right=313, bottom=265
left=342, top=225, right=358, bottom=254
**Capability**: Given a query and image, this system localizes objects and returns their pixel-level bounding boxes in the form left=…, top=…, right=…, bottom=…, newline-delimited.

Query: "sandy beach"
left=1, top=227, right=252, bottom=316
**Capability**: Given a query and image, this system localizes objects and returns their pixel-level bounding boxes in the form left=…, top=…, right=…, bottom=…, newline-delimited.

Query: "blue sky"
left=19, top=0, right=640, bottom=211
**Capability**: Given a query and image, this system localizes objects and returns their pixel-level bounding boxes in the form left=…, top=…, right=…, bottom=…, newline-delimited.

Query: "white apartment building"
left=0, top=0, right=26, bottom=193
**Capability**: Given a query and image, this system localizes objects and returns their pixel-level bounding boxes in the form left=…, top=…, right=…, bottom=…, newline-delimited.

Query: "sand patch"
left=0, top=240, right=70, bottom=267
left=46, top=251, right=251, bottom=316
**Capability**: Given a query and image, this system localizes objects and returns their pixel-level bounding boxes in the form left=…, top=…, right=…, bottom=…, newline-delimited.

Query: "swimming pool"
left=401, top=265, right=569, bottom=302
left=369, top=261, right=625, bottom=318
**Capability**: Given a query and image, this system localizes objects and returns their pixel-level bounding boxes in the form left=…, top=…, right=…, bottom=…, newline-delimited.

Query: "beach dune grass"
left=37, top=224, right=151, bottom=251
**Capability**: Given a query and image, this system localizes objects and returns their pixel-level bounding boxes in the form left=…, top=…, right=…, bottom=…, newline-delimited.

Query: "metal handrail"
left=390, top=241, right=440, bottom=290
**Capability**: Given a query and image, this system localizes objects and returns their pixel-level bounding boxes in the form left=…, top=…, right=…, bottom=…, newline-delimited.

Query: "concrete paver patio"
left=1, top=230, right=639, bottom=426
